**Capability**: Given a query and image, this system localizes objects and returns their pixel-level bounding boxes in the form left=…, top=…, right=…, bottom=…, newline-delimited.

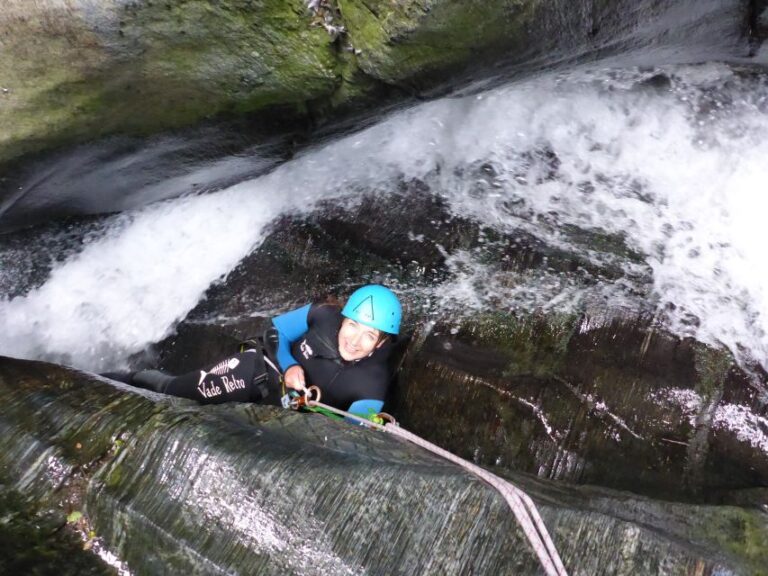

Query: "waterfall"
left=2, top=62, right=767, bottom=372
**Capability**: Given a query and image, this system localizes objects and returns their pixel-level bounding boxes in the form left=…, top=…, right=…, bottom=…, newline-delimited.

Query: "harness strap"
left=263, top=355, right=280, bottom=375
left=240, top=348, right=281, bottom=402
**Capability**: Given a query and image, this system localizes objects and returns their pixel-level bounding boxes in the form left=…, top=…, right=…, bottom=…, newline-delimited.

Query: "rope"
left=303, top=399, right=569, bottom=576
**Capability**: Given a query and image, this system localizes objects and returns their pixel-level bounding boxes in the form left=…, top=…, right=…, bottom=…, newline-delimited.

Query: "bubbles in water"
left=2, top=61, right=768, bottom=370
left=416, top=63, right=768, bottom=368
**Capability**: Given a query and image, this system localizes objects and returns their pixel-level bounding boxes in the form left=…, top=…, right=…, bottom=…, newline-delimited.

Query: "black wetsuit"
left=285, top=303, right=391, bottom=410
left=130, top=303, right=392, bottom=411
left=133, top=348, right=279, bottom=405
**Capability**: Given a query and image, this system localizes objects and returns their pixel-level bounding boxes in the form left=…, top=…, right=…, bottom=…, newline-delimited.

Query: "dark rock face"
left=1, top=355, right=767, bottom=575
left=394, top=316, right=768, bottom=502
left=754, top=0, right=768, bottom=40
left=141, top=188, right=768, bottom=504
left=147, top=185, right=473, bottom=372
left=0, top=484, right=112, bottom=576
left=147, top=181, right=626, bottom=370
left=0, top=215, right=108, bottom=298
left=184, top=185, right=472, bottom=319
left=0, top=128, right=298, bottom=232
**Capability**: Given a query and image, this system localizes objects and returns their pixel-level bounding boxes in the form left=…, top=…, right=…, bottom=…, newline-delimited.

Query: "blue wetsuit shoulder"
left=271, top=303, right=311, bottom=371
left=347, top=398, right=384, bottom=417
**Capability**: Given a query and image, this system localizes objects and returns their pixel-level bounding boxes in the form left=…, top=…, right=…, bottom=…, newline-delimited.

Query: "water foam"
left=2, top=62, right=768, bottom=370
left=423, top=63, right=768, bottom=367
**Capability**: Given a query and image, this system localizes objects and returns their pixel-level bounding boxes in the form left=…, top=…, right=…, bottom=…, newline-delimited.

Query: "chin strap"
left=287, top=390, right=568, bottom=576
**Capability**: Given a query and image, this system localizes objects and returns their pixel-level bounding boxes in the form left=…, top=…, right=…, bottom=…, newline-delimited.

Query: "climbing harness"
left=288, top=389, right=569, bottom=576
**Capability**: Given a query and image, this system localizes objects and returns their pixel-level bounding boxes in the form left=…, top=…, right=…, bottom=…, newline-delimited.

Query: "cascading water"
left=1, top=62, right=768, bottom=373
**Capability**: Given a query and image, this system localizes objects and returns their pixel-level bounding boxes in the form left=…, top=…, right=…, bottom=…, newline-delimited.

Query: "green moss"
left=457, top=311, right=579, bottom=379
left=1, top=0, right=551, bottom=171
left=326, top=50, right=380, bottom=109
left=0, top=483, right=112, bottom=575
left=105, top=464, right=122, bottom=488
left=694, top=507, right=768, bottom=575
left=0, top=11, right=107, bottom=160
left=0, top=0, right=340, bottom=164
left=338, top=0, right=537, bottom=85
left=561, top=224, right=645, bottom=264
left=692, top=344, right=732, bottom=400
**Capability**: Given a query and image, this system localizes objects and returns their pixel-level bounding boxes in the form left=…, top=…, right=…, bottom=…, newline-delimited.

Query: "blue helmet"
left=342, top=285, right=402, bottom=335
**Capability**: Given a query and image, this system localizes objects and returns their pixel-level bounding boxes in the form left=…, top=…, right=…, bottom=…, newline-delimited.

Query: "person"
left=125, top=284, right=402, bottom=418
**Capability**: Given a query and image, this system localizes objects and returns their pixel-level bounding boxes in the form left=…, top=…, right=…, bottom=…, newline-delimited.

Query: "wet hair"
left=376, top=331, right=392, bottom=346
left=322, top=295, right=343, bottom=308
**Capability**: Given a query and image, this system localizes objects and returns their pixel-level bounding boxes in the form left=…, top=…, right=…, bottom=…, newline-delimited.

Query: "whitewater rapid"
left=1, top=62, right=767, bottom=371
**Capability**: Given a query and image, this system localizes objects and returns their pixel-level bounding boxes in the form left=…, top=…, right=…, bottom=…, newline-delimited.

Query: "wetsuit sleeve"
left=271, top=304, right=311, bottom=371
left=347, top=399, right=384, bottom=418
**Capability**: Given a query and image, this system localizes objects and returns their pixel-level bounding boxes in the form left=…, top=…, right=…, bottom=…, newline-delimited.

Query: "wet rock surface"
left=0, top=214, right=108, bottom=297
left=754, top=0, right=768, bottom=40
left=147, top=182, right=638, bottom=367
left=394, top=316, right=768, bottom=502
left=141, top=188, right=768, bottom=504
left=0, top=0, right=337, bottom=165
left=0, top=128, right=298, bottom=232
left=144, top=186, right=470, bottom=372
left=1, top=355, right=767, bottom=575
left=1, top=2, right=766, bottom=572
left=0, top=483, right=113, bottom=576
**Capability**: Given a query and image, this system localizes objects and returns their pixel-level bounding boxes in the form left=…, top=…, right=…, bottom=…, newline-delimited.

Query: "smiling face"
left=338, top=318, right=385, bottom=361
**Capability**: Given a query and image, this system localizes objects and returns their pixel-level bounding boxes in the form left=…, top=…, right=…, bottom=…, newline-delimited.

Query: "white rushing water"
left=1, top=62, right=768, bottom=371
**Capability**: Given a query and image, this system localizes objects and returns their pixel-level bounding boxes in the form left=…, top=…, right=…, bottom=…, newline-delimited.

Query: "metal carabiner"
left=372, top=412, right=398, bottom=426
left=281, top=390, right=302, bottom=410
left=305, top=386, right=321, bottom=404
left=281, top=386, right=322, bottom=410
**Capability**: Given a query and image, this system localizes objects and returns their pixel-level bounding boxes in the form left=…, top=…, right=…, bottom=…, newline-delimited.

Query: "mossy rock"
left=0, top=483, right=113, bottom=576
left=2, top=354, right=768, bottom=575
left=338, top=0, right=537, bottom=88
left=394, top=312, right=768, bottom=501
left=0, top=0, right=339, bottom=165
left=1, top=0, right=544, bottom=169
